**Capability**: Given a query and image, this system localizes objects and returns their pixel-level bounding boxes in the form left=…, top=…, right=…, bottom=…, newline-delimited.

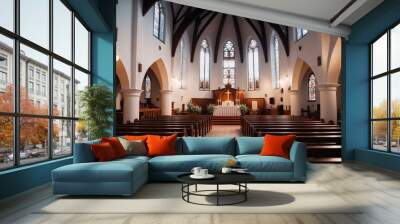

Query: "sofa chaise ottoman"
left=52, top=136, right=307, bottom=196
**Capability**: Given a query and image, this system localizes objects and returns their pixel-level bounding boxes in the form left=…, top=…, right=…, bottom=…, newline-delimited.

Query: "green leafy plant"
left=239, top=104, right=249, bottom=115
left=207, top=104, right=215, bottom=115
left=79, top=84, right=114, bottom=140
left=187, top=101, right=201, bottom=114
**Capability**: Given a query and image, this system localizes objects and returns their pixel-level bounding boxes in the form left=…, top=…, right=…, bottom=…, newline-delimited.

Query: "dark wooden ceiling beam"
left=142, top=0, right=158, bottom=16
left=232, top=16, right=244, bottom=63
left=171, top=8, right=205, bottom=57
left=268, top=23, right=290, bottom=56
left=214, top=14, right=226, bottom=63
left=190, top=12, right=218, bottom=62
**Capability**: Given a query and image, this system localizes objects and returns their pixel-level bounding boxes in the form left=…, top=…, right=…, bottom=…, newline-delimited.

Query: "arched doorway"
left=290, top=57, right=320, bottom=119
left=141, top=59, right=172, bottom=116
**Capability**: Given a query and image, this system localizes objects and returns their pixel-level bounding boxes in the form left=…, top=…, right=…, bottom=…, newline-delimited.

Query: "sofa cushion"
left=149, top=154, right=235, bottom=172
left=260, top=134, right=296, bottom=159
left=236, top=137, right=263, bottom=155
left=101, top=137, right=127, bottom=158
left=147, top=134, right=177, bottom=157
left=118, top=137, right=147, bottom=156
left=73, top=140, right=100, bottom=163
left=180, top=137, right=236, bottom=155
left=236, top=155, right=293, bottom=172
left=91, top=142, right=118, bottom=162
left=53, top=158, right=147, bottom=183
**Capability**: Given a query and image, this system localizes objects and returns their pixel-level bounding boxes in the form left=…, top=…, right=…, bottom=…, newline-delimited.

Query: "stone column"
left=289, top=90, right=301, bottom=116
left=122, top=89, right=142, bottom=123
left=319, top=83, right=340, bottom=124
left=160, top=89, right=174, bottom=116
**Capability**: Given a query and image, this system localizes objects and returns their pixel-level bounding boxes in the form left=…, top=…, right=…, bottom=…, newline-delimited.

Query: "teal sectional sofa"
left=52, top=137, right=307, bottom=196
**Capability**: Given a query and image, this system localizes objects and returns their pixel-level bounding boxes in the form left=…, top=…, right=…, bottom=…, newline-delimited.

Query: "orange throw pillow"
left=260, top=134, right=296, bottom=159
left=101, top=137, right=127, bottom=158
left=91, top=142, right=117, bottom=162
left=124, top=135, right=148, bottom=141
left=146, top=134, right=177, bottom=157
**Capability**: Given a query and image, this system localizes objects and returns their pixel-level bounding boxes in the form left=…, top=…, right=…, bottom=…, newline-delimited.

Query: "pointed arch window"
left=271, top=33, right=280, bottom=89
left=145, top=75, right=151, bottom=99
left=199, top=40, right=210, bottom=90
left=153, top=1, right=165, bottom=42
left=308, top=73, right=316, bottom=101
left=248, top=39, right=260, bottom=91
left=223, top=40, right=235, bottom=87
left=295, top=28, right=308, bottom=41
left=179, top=40, right=184, bottom=89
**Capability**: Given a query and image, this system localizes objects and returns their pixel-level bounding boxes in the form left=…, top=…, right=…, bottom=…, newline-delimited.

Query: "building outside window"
left=370, top=23, right=400, bottom=153
left=0, top=0, right=91, bottom=170
left=199, top=39, right=210, bottom=90
left=247, top=39, right=260, bottom=91
left=223, top=40, right=236, bottom=88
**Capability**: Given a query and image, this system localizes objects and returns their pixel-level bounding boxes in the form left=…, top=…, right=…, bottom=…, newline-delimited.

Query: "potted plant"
left=187, top=101, right=201, bottom=114
left=239, top=104, right=249, bottom=116
left=79, top=84, right=114, bottom=140
left=207, top=104, right=215, bottom=115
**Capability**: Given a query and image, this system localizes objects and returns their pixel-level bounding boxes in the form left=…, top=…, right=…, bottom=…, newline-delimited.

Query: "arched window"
left=179, top=40, right=184, bottom=89
left=271, top=33, right=280, bottom=89
left=308, top=73, right=316, bottom=101
left=153, top=1, right=165, bottom=42
left=248, top=39, right=260, bottom=91
left=199, top=40, right=210, bottom=90
left=145, top=75, right=151, bottom=99
left=296, top=28, right=308, bottom=41
left=223, top=40, right=235, bottom=87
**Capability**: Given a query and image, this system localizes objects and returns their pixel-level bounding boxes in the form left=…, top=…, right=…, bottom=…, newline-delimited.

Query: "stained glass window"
left=199, top=40, right=210, bottom=90
left=153, top=1, right=165, bottom=42
left=271, top=34, right=280, bottom=89
left=248, top=39, right=260, bottom=91
left=308, top=74, right=316, bottom=101
left=223, top=41, right=235, bottom=87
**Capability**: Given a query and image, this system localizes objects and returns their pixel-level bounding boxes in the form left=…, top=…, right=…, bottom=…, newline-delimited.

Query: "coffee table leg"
left=216, top=184, right=219, bottom=206
left=245, top=183, right=247, bottom=201
left=195, top=184, right=198, bottom=192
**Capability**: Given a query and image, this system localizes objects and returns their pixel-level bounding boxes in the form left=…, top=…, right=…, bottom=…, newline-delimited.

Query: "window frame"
left=199, top=39, right=210, bottom=91
left=222, top=40, right=236, bottom=88
left=308, top=73, right=316, bottom=102
left=153, top=1, right=166, bottom=43
left=0, top=0, right=92, bottom=171
left=369, top=21, right=400, bottom=154
left=247, top=39, right=259, bottom=91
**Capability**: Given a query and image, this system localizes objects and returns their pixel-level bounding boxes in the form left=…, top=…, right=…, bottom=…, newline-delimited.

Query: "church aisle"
left=206, top=125, right=242, bottom=137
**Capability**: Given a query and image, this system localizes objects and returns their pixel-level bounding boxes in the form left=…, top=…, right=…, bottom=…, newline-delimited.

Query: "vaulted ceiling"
left=143, top=1, right=291, bottom=64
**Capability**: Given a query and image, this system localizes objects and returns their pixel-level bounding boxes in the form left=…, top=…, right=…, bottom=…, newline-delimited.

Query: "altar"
left=211, top=84, right=244, bottom=117
left=213, top=105, right=241, bottom=116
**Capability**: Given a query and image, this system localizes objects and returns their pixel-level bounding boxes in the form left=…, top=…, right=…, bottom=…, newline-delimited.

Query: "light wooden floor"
left=1, top=125, right=400, bottom=224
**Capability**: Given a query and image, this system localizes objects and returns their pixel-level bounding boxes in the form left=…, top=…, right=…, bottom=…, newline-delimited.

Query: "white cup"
left=200, top=169, right=208, bottom=176
left=221, top=167, right=232, bottom=174
left=191, top=167, right=202, bottom=176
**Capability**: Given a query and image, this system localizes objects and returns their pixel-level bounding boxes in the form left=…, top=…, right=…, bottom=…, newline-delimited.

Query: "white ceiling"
left=165, top=0, right=383, bottom=37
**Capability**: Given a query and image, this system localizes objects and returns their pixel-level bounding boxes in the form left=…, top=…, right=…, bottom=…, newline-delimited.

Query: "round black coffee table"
left=177, top=173, right=255, bottom=206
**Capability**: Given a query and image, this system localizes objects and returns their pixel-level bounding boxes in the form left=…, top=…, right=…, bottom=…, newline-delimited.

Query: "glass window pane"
left=372, top=121, right=388, bottom=151
left=75, top=18, right=89, bottom=70
left=53, top=0, right=72, bottom=60
left=0, top=116, right=14, bottom=170
left=0, top=35, right=14, bottom=112
left=74, top=69, right=89, bottom=118
left=372, top=33, right=387, bottom=76
left=20, top=0, right=49, bottom=49
left=53, top=59, right=72, bottom=117
left=391, top=24, right=400, bottom=70
left=391, top=120, right=400, bottom=153
left=20, top=117, right=49, bottom=165
left=20, top=44, right=49, bottom=115
left=53, top=119, right=72, bottom=158
left=391, top=72, right=400, bottom=118
left=372, top=76, right=387, bottom=119
left=0, top=0, right=14, bottom=31
left=75, top=120, right=88, bottom=143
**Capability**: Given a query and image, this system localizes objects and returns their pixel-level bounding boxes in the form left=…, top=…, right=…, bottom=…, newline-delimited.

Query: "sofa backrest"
left=74, top=140, right=100, bottom=163
left=236, top=137, right=264, bottom=155
left=179, top=137, right=236, bottom=155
